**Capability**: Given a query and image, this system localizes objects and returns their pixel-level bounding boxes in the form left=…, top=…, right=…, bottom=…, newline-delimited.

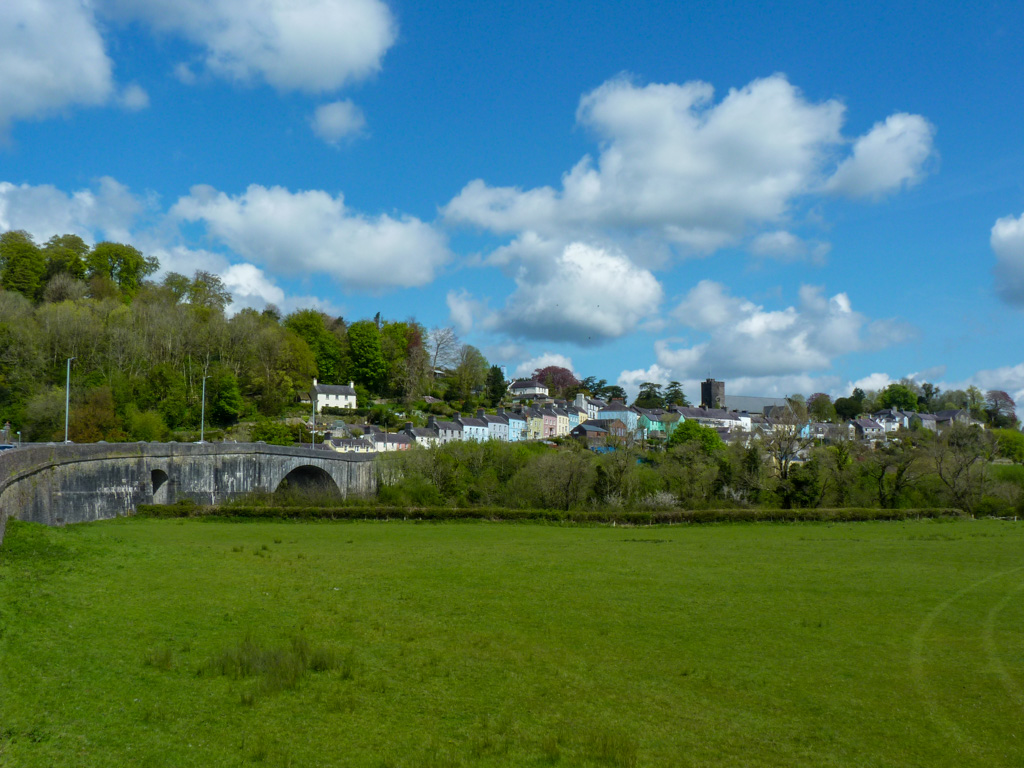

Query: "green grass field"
left=2, top=517, right=1023, bottom=768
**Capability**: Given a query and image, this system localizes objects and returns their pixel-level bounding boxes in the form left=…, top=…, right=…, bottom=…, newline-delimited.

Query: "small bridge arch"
left=275, top=464, right=342, bottom=497
left=151, top=468, right=170, bottom=504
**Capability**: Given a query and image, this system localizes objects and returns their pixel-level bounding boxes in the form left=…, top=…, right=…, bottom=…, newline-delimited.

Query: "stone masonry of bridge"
left=0, top=442, right=377, bottom=546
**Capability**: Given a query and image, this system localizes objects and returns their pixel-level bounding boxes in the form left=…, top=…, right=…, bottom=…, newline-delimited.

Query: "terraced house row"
left=319, top=378, right=991, bottom=454
left=322, top=378, right=782, bottom=452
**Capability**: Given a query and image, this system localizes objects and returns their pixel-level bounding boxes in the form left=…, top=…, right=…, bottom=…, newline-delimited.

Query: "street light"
left=200, top=375, right=210, bottom=443
left=16, top=431, right=21, bottom=447
left=64, top=357, right=75, bottom=443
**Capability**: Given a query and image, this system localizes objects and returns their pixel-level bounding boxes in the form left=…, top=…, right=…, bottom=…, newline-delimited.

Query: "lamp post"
left=16, top=431, right=21, bottom=447
left=200, top=375, right=210, bottom=443
left=311, top=390, right=316, bottom=449
left=64, top=357, right=75, bottom=443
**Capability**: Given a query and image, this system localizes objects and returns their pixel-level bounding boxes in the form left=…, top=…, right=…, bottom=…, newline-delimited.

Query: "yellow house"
left=524, top=408, right=543, bottom=440
left=550, top=407, right=570, bottom=437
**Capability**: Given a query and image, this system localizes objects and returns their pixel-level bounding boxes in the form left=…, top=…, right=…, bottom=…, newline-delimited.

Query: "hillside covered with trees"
left=0, top=230, right=495, bottom=442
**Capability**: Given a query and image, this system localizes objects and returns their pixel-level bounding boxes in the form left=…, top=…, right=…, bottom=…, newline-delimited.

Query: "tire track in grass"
left=910, top=566, right=1024, bottom=758
left=982, top=578, right=1024, bottom=709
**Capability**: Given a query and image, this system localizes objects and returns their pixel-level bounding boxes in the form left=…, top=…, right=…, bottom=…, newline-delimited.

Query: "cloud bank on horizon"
left=1, top=0, right=1022, bottom=405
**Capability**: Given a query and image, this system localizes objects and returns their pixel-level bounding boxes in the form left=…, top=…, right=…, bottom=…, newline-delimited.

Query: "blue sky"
left=2, top=0, right=1024, bottom=403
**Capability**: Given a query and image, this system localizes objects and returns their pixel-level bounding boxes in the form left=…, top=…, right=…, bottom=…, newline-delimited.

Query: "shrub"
left=135, top=504, right=966, bottom=525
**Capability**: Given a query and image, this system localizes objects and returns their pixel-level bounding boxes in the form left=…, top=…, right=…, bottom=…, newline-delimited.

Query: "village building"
left=402, top=422, right=440, bottom=447
left=478, top=410, right=510, bottom=442
left=310, top=379, right=356, bottom=412
left=456, top=415, right=489, bottom=442
left=427, top=416, right=463, bottom=444
left=850, top=418, right=885, bottom=441
left=508, top=380, right=549, bottom=400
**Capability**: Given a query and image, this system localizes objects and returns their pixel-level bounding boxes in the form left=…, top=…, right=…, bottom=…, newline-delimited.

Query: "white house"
left=311, top=379, right=357, bottom=412
left=509, top=379, right=549, bottom=400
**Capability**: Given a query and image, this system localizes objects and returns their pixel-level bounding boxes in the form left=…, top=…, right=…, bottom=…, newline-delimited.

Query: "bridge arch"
left=275, top=464, right=342, bottom=497
left=151, top=468, right=170, bottom=504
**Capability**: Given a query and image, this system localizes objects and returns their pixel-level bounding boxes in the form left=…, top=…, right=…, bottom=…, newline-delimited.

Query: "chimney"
left=427, top=416, right=438, bottom=430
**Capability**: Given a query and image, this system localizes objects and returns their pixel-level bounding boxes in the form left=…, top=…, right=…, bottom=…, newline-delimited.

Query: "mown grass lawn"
left=1, top=517, right=1023, bottom=767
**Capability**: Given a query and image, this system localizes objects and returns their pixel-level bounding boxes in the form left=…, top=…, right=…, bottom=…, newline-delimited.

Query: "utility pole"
left=64, top=357, right=75, bottom=443
left=200, top=376, right=210, bottom=443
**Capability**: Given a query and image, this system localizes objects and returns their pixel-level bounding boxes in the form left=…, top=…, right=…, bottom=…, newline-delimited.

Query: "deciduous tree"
left=876, top=383, right=918, bottom=412
left=426, top=326, right=460, bottom=377
left=533, top=365, right=579, bottom=397
left=931, top=423, right=995, bottom=513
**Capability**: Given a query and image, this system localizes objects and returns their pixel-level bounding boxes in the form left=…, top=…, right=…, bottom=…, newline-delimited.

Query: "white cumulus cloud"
left=445, top=74, right=935, bottom=262
left=171, top=184, right=451, bottom=292
left=220, top=263, right=283, bottom=307
left=826, top=113, right=935, bottom=198
left=99, top=0, right=396, bottom=92
left=445, top=74, right=845, bottom=251
left=311, top=99, right=366, bottom=144
left=652, top=281, right=912, bottom=379
left=0, top=0, right=114, bottom=131
left=992, top=211, right=1024, bottom=306
left=453, top=241, right=663, bottom=344
left=0, top=177, right=143, bottom=243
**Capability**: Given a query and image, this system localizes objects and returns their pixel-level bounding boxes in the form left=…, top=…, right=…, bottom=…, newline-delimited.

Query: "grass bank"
left=1, top=517, right=1023, bottom=767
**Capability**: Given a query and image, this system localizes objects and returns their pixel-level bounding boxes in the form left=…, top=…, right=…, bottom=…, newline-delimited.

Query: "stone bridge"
left=0, top=442, right=377, bottom=545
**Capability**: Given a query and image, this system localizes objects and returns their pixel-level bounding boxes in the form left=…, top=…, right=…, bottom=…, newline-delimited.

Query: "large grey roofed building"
left=722, top=395, right=790, bottom=414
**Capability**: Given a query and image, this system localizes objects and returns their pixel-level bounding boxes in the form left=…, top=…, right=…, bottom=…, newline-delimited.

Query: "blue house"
left=599, top=401, right=640, bottom=438
left=499, top=408, right=527, bottom=441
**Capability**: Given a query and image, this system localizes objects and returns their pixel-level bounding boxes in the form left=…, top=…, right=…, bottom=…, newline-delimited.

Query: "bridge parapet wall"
left=0, top=443, right=377, bottom=546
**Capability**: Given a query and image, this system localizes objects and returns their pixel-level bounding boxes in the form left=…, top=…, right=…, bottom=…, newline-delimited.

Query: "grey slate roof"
left=722, top=395, right=789, bottom=414
left=673, top=406, right=742, bottom=422
left=313, top=382, right=356, bottom=396
left=586, top=418, right=626, bottom=431
left=851, top=418, right=883, bottom=429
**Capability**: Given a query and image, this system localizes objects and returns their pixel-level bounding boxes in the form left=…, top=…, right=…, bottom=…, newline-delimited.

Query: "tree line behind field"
left=376, top=423, right=1024, bottom=517
left=0, top=230, right=499, bottom=442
